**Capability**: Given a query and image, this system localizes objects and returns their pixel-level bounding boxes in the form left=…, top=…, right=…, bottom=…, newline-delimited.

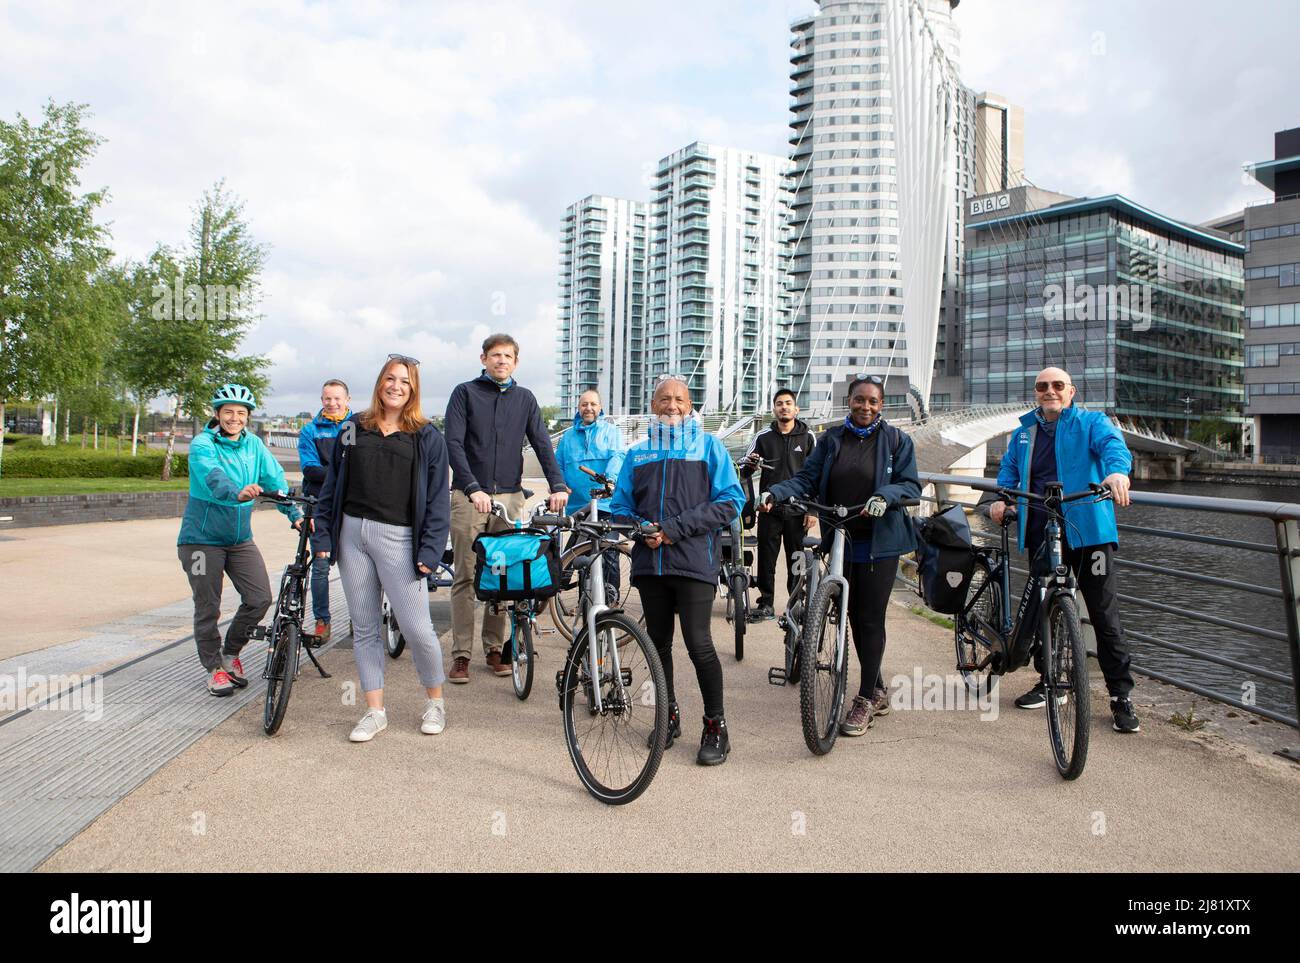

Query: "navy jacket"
left=444, top=373, right=565, bottom=496
left=768, top=420, right=921, bottom=560
left=609, top=415, right=747, bottom=585
left=311, top=414, right=451, bottom=574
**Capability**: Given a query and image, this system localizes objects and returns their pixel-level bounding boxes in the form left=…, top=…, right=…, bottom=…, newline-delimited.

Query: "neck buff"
left=1034, top=407, right=1059, bottom=436
left=844, top=414, right=881, bottom=440
left=321, top=408, right=349, bottom=423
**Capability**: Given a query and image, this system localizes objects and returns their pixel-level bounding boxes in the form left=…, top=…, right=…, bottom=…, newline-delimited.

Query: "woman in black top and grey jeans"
left=313, top=355, right=452, bottom=743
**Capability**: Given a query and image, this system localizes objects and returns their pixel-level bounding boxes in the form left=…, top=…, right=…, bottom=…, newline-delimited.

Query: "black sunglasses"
left=388, top=353, right=420, bottom=367
left=1035, top=380, right=1069, bottom=392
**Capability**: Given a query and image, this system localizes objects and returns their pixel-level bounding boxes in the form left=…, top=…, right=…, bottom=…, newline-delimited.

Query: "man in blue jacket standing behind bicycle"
left=989, top=366, right=1140, bottom=733
left=297, top=378, right=351, bottom=644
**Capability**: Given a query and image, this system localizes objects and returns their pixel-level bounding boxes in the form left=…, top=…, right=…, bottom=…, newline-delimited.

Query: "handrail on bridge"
left=911, top=472, right=1300, bottom=760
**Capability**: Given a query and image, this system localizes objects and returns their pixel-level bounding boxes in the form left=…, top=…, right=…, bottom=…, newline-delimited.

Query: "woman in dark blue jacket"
left=312, top=356, right=451, bottom=743
left=764, top=375, right=921, bottom=737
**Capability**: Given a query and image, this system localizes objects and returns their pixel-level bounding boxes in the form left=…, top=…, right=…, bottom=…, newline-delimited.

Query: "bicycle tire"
left=383, top=595, right=406, bottom=659
left=730, top=571, right=747, bottom=661
left=955, top=557, right=999, bottom=698
left=548, top=540, right=639, bottom=642
left=512, top=613, right=535, bottom=700
left=560, top=611, right=667, bottom=805
left=1044, top=593, right=1090, bottom=780
left=263, top=620, right=300, bottom=736
left=799, top=579, right=847, bottom=755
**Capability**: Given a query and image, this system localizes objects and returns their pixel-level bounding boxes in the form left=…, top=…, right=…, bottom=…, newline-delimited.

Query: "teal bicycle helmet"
left=210, top=383, right=257, bottom=412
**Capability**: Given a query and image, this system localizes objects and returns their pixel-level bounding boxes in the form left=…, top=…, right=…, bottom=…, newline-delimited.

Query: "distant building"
left=964, top=186, right=1245, bottom=437
left=555, top=195, right=649, bottom=417
left=1241, top=126, right=1300, bottom=458
left=646, top=142, right=792, bottom=414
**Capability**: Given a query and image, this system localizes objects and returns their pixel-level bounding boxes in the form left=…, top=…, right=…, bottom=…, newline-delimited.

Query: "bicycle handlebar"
left=997, top=483, right=1112, bottom=506
left=773, top=494, right=920, bottom=517
left=257, top=491, right=317, bottom=507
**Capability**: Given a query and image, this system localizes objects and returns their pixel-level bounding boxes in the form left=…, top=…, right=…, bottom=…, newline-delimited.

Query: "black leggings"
left=845, top=557, right=899, bottom=698
left=635, top=576, right=724, bottom=717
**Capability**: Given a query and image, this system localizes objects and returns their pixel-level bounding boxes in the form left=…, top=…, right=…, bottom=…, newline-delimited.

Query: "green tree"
left=137, top=182, right=269, bottom=479
left=1192, top=416, right=1231, bottom=448
left=0, top=101, right=112, bottom=476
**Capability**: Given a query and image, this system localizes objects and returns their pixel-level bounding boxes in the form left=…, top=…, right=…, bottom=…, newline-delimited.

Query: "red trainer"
left=208, top=669, right=235, bottom=697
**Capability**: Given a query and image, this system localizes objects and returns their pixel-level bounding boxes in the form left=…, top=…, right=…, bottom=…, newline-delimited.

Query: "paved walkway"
left=3, top=510, right=1298, bottom=872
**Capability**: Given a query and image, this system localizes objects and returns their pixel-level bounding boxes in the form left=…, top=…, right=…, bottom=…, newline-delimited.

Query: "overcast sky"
left=3, top=0, right=1295, bottom=415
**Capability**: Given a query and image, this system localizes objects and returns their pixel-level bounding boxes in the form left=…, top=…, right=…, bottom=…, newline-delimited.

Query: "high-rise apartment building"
left=787, top=0, right=965, bottom=413
left=555, top=195, right=648, bottom=417
left=646, top=143, right=792, bottom=414
left=1242, top=126, right=1300, bottom=458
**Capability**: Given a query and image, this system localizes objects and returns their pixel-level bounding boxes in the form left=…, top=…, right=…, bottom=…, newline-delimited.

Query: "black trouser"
left=635, top=575, right=724, bottom=717
left=845, top=556, right=899, bottom=699
left=756, top=511, right=805, bottom=607
left=1027, top=540, right=1134, bottom=698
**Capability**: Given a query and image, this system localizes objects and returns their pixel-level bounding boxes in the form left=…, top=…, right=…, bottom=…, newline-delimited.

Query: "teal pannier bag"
left=472, top=528, right=562, bottom=602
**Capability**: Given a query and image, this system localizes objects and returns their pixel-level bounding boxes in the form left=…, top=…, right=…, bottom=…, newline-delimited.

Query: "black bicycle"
left=382, top=535, right=454, bottom=659
left=717, top=511, right=755, bottom=661
left=767, top=531, right=825, bottom=688
left=954, top=482, right=1112, bottom=780
left=255, top=491, right=332, bottom=735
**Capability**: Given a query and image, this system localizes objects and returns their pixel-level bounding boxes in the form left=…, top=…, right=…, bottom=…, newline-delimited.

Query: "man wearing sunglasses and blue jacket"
left=989, top=366, right=1140, bottom=733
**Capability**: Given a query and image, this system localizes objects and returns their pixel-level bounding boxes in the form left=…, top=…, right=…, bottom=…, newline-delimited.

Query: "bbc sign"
left=970, top=193, right=1011, bottom=216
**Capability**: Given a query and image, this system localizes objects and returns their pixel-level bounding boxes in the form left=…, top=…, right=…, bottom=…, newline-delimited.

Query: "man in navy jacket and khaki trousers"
left=443, top=334, right=567, bottom=683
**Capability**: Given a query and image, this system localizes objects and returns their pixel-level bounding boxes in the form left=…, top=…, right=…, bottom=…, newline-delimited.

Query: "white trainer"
left=420, top=698, right=446, bottom=735
left=349, top=707, right=388, bottom=742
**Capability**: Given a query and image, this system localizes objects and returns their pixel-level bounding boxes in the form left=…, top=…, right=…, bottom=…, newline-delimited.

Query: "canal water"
left=967, top=479, right=1300, bottom=722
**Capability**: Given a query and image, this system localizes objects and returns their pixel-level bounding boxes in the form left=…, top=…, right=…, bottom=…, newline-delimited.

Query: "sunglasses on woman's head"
left=1035, top=380, right=1069, bottom=392
left=388, top=353, right=420, bottom=367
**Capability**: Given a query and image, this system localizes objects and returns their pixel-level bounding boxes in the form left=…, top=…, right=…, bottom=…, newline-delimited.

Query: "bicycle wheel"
left=382, top=594, right=406, bottom=659
left=799, top=579, right=848, bottom=755
left=1044, top=593, right=1090, bottom=780
left=560, top=612, right=668, bottom=805
left=549, top=540, right=639, bottom=641
left=263, top=619, right=300, bottom=735
left=730, top=571, right=748, bottom=661
left=512, top=612, right=535, bottom=700
left=955, top=558, right=999, bottom=698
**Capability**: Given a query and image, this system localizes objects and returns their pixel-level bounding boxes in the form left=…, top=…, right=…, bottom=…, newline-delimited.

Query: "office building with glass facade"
left=1242, top=126, right=1300, bottom=457
left=964, top=187, right=1245, bottom=436
left=555, top=195, right=648, bottom=416
left=646, top=142, right=792, bottom=414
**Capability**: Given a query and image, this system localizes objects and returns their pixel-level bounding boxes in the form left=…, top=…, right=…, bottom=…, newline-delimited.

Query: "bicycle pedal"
left=249, top=625, right=268, bottom=640
left=767, top=667, right=787, bottom=686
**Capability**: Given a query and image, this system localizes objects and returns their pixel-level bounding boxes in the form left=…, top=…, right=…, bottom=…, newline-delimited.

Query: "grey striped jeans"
left=338, top=514, right=446, bottom=692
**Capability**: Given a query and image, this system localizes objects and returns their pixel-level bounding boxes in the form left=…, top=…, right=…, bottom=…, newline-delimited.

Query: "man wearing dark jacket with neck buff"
left=444, top=333, right=567, bottom=683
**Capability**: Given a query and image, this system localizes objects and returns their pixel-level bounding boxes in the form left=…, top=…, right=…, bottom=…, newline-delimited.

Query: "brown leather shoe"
left=448, top=656, right=470, bottom=684
left=486, top=650, right=512, bottom=677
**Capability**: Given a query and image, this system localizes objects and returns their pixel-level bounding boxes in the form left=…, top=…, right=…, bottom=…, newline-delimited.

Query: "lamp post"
left=1179, top=395, right=1195, bottom=441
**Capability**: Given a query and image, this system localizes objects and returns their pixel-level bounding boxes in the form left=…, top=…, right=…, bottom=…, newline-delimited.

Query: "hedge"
left=0, top=450, right=189, bottom=478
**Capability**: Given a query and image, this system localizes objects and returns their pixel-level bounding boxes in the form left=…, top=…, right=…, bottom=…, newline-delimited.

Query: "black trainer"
left=1111, top=697, right=1141, bottom=733
left=697, top=714, right=730, bottom=766
left=748, top=603, right=775, bottom=624
left=649, top=701, right=681, bottom=749
left=1015, top=681, right=1048, bottom=709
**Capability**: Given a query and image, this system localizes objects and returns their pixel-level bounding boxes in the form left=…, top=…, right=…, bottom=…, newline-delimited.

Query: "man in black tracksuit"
left=443, top=334, right=568, bottom=683
left=740, top=389, right=817, bottom=621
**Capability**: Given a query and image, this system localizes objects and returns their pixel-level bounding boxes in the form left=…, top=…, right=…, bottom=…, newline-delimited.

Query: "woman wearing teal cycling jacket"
left=177, top=384, right=302, bottom=696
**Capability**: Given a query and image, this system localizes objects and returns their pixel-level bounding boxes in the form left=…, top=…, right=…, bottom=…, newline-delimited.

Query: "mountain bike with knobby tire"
left=538, top=512, right=669, bottom=805
left=254, top=491, right=332, bottom=735
left=953, top=482, right=1112, bottom=780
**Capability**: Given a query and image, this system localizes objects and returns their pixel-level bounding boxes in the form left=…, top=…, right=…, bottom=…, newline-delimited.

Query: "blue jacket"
left=998, top=405, right=1132, bottom=552
left=177, top=426, right=299, bottom=546
left=311, top=414, right=452, bottom=574
left=443, top=373, right=565, bottom=496
left=554, top=413, right=626, bottom=515
left=767, top=420, right=921, bottom=560
left=609, top=415, right=747, bottom=585
left=297, top=409, right=351, bottom=496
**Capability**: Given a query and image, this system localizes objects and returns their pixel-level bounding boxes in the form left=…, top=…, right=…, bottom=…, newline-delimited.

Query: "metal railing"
left=910, top=472, right=1300, bottom=761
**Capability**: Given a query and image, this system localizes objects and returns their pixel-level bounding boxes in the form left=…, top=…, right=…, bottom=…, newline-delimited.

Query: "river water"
left=967, top=479, right=1300, bottom=722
